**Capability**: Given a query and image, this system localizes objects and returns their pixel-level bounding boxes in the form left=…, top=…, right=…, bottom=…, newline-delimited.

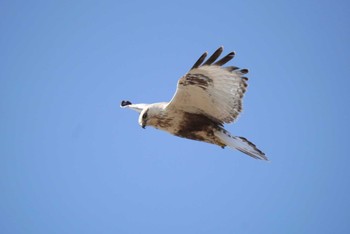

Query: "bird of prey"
left=121, top=47, right=267, bottom=160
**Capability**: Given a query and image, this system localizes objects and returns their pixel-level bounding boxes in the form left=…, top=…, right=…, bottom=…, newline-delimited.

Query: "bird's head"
left=138, top=103, right=166, bottom=129
left=121, top=100, right=165, bottom=129
left=121, top=100, right=151, bottom=128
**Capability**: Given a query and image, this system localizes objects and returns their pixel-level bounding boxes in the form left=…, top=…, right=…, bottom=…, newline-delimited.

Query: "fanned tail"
left=215, top=130, right=268, bottom=160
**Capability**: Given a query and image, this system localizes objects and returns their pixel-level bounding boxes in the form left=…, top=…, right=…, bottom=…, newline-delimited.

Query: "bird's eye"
left=142, top=111, right=148, bottom=120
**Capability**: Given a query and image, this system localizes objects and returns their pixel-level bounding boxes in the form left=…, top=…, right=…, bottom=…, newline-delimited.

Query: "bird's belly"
left=149, top=112, right=225, bottom=147
left=175, top=126, right=226, bottom=147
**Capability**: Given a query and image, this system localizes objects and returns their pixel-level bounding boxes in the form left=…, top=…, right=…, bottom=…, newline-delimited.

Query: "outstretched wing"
left=166, top=47, right=249, bottom=124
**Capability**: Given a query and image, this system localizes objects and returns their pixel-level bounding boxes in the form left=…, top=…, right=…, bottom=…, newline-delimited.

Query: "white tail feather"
left=215, top=130, right=268, bottom=160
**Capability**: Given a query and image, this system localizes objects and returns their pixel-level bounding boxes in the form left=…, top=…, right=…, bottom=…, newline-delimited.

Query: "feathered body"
left=139, top=102, right=226, bottom=147
left=121, top=47, right=267, bottom=160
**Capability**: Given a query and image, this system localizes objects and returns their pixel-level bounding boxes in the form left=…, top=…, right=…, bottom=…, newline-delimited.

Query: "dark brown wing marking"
left=179, top=73, right=213, bottom=90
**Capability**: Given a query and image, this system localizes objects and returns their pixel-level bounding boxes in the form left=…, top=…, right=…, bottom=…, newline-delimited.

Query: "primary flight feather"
left=121, top=47, right=267, bottom=160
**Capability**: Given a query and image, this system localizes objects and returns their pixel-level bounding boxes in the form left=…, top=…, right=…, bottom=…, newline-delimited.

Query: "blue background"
left=1, top=0, right=349, bottom=233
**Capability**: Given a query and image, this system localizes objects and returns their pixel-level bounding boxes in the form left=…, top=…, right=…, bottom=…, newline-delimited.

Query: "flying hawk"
left=121, top=47, right=267, bottom=160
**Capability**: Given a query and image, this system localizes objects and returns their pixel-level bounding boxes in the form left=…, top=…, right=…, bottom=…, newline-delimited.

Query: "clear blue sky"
left=1, top=0, right=350, bottom=233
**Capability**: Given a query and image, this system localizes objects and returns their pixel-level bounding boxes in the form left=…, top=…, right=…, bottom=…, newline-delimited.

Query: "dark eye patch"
left=142, top=110, right=148, bottom=119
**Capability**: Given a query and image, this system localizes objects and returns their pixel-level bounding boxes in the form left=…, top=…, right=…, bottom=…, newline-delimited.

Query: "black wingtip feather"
left=191, top=52, right=208, bottom=70
left=190, top=47, right=244, bottom=72
left=240, top=69, right=249, bottom=74
left=121, top=100, right=132, bottom=107
left=203, top=47, right=224, bottom=66
left=225, top=66, right=240, bottom=72
left=214, top=51, right=235, bottom=66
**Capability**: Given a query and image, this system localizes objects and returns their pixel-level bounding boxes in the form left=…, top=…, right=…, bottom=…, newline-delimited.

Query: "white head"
left=120, top=100, right=166, bottom=129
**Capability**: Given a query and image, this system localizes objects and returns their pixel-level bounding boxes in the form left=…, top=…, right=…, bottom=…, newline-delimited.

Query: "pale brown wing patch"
left=167, top=47, right=250, bottom=124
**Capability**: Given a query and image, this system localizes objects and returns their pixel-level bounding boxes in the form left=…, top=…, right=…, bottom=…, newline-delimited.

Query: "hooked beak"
left=141, top=120, right=147, bottom=129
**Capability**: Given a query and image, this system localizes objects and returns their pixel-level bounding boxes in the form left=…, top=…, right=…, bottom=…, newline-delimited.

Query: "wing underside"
left=166, top=47, right=249, bottom=124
